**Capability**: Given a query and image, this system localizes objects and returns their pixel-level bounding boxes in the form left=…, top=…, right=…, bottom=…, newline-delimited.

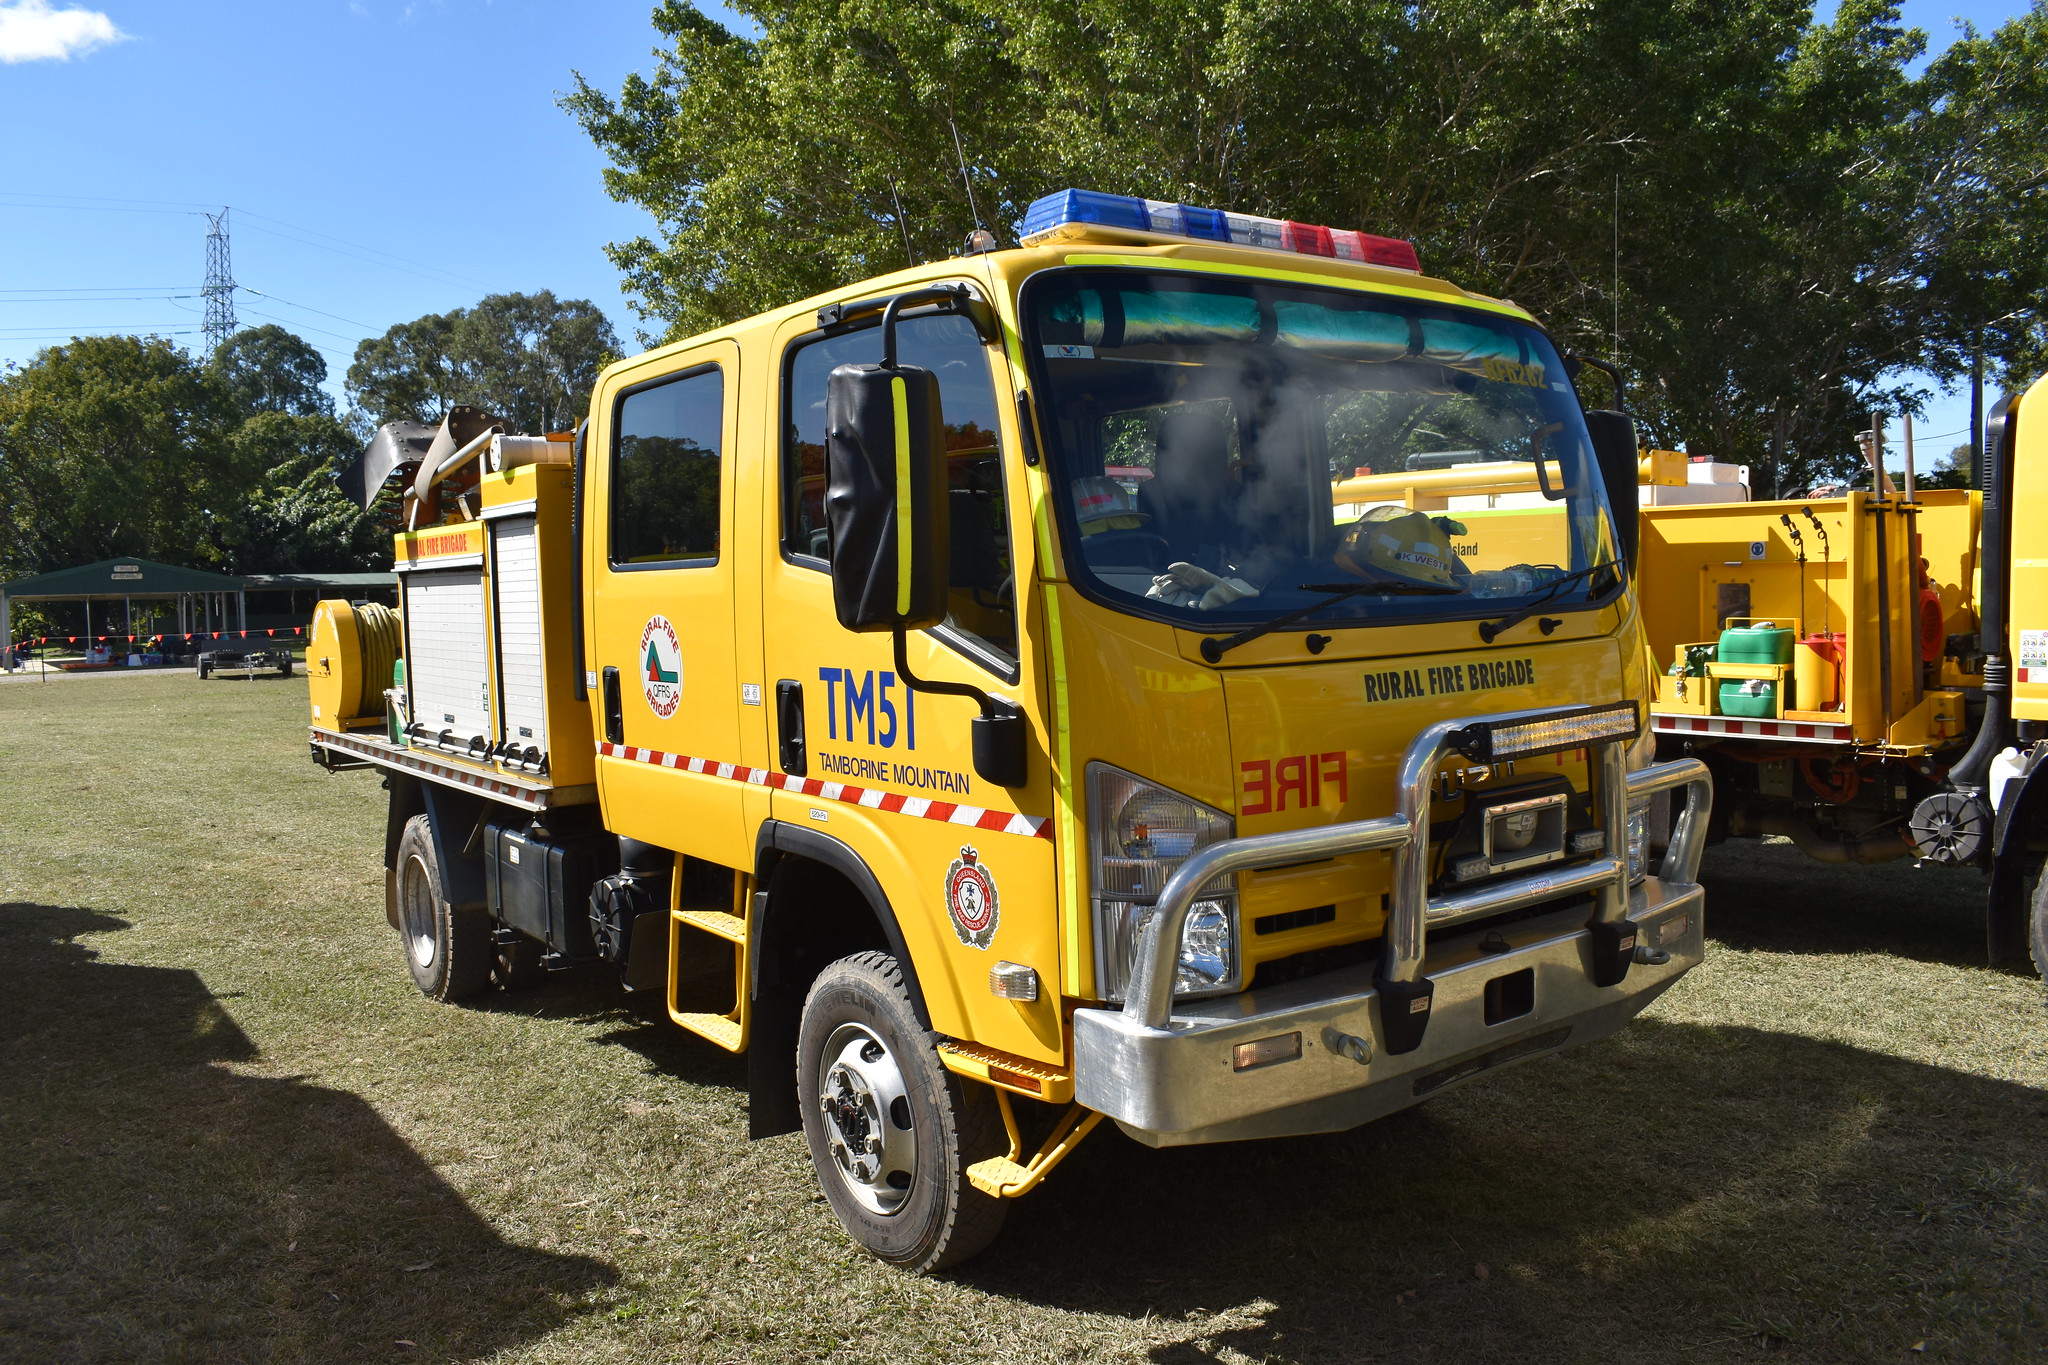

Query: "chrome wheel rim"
left=817, top=1022, right=916, bottom=1215
left=400, top=853, right=438, bottom=971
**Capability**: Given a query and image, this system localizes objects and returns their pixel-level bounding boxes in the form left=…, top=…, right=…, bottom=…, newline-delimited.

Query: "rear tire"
left=395, top=814, right=492, bottom=1001
left=797, top=952, right=1007, bottom=1272
left=196, top=655, right=212, bottom=679
left=279, top=654, right=294, bottom=678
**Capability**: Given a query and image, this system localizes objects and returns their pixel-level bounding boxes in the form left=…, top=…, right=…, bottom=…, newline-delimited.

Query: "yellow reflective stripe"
left=892, top=375, right=912, bottom=616
left=1061, top=253, right=1534, bottom=322
left=1041, top=582, right=1086, bottom=997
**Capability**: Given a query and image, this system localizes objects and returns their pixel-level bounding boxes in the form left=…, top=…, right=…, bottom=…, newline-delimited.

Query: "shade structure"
left=2, top=557, right=250, bottom=669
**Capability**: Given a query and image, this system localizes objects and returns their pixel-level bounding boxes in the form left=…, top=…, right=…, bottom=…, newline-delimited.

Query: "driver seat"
left=1138, top=410, right=1237, bottom=555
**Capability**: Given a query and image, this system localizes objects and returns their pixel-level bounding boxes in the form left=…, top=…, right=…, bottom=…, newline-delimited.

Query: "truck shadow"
left=0, top=902, right=616, bottom=1364
left=1697, top=837, right=2013, bottom=970
left=964, top=1016, right=2048, bottom=1362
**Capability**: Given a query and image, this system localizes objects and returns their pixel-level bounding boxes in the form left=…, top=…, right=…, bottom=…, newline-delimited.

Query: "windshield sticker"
left=640, top=615, right=682, bottom=718
left=1482, top=356, right=1548, bottom=388
left=1043, top=344, right=1094, bottom=359
left=1365, top=656, right=1535, bottom=703
left=945, top=846, right=1000, bottom=949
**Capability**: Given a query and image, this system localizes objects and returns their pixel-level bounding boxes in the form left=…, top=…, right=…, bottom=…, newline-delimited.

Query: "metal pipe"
left=1123, top=815, right=1408, bottom=1029
left=1629, top=759, right=1714, bottom=884
left=1903, top=412, right=1918, bottom=502
left=1425, top=858, right=1625, bottom=928
left=1951, top=393, right=2020, bottom=794
left=1591, top=740, right=1631, bottom=929
left=1873, top=496, right=1894, bottom=733
left=405, top=425, right=501, bottom=528
left=1121, top=712, right=1715, bottom=1029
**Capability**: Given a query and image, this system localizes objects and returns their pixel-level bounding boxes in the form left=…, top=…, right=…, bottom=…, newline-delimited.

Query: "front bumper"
left=1072, top=707, right=1713, bottom=1145
left=1075, top=877, right=1702, bottom=1145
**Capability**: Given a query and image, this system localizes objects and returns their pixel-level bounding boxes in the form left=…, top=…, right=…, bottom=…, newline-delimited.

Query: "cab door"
left=588, top=340, right=752, bottom=868
left=758, top=301, right=1063, bottom=1062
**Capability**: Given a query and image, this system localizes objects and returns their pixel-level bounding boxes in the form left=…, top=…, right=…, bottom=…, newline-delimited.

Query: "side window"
left=782, top=313, right=1018, bottom=667
left=611, top=366, right=723, bottom=567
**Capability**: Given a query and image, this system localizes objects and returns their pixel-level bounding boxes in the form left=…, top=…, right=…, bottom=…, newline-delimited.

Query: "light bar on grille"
left=1019, top=188, right=1422, bottom=273
left=1448, top=702, right=1640, bottom=764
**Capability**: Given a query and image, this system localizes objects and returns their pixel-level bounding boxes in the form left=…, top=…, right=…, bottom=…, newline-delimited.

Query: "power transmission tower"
left=202, top=208, right=236, bottom=355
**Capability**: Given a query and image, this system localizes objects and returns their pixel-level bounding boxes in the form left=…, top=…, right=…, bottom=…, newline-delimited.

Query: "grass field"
left=4, top=669, right=2048, bottom=1364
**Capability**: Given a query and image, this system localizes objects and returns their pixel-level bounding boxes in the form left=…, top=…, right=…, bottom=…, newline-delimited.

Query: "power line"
left=0, top=295, right=200, bottom=304
left=235, top=287, right=374, bottom=331
left=0, top=286, right=198, bottom=294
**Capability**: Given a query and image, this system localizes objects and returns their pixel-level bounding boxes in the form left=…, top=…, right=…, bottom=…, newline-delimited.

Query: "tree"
left=566, top=0, right=2046, bottom=495
left=213, top=324, right=333, bottom=418
left=0, top=326, right=392, bottom=583
left=0, top=335, right=239, bottom=578
left=345, top=291, right=617, bottom=434
left=227, top=412, right=395, bottom=573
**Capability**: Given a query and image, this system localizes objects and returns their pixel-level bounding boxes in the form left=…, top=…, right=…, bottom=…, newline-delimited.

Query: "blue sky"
left=0, top=0, right=2031, bottom=464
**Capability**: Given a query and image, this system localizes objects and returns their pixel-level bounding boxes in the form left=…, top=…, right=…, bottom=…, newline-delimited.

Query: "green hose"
left=353, top=602, right=402, bottom=719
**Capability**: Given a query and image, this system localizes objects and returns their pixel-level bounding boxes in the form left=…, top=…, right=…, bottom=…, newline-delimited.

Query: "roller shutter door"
left=405, top=567, right=490, bottom=739
left=492, top=517, right=548, bottom=753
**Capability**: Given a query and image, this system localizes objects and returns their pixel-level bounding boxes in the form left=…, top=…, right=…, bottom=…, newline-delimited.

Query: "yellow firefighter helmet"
left=1334, top=506, right=1466, bottom=588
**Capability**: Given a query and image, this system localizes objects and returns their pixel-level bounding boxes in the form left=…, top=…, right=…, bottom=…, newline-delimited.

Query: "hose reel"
left=307, top=599, right=403, bottom=727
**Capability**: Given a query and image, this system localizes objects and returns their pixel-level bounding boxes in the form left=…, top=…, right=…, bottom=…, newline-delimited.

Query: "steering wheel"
left=1082, top=529, right=1174, bottom=570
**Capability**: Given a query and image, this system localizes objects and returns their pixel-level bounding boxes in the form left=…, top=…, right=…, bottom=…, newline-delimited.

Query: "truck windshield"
left=1025, top=270, right=1624, bottom=633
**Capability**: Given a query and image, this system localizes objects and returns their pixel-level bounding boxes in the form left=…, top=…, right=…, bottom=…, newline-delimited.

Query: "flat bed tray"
left=309, top=725, right=596, bottom=811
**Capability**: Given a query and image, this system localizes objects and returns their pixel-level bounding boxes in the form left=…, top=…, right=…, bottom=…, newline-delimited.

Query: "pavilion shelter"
left=1, top=558, right=249, bottom=669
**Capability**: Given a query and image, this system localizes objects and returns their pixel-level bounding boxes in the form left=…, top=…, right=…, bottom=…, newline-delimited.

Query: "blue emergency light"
left=1020, top=189, right=1421, bottom=273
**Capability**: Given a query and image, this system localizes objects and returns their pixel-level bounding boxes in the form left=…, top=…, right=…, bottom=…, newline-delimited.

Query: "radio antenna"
left=947, top=116, right=989, bottom=240
left=887, top=177, right=918, bottom=266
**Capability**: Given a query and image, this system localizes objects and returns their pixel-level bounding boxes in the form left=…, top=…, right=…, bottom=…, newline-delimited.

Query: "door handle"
left=776, top=679, right=806, bottom=775
left=602, top=666, right=624, bottom=745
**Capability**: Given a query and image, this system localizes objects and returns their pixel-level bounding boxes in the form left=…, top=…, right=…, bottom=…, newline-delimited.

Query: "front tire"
left=2028, top=860, right=2048, bottom=980
left=395, top=814, right=492, bottom=1001
left=797, top=952, right=1006, bottom=1272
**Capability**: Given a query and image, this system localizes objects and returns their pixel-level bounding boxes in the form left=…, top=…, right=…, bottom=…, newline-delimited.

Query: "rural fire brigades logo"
left=639, top=615, right=682, bottom=718
left=944, top=846, right=999, bottom=950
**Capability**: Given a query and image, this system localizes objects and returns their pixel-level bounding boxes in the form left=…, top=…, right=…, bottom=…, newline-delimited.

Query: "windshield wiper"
left=1201, top=579, right=1459, bottom=663
left=1476, top=561, right=1621, bottom=644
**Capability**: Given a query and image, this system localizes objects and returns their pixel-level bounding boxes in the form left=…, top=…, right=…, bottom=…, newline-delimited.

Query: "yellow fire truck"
left=307, top=188, right=1711, bottom=1270
left=1636, top=374, right=2048, bottom=969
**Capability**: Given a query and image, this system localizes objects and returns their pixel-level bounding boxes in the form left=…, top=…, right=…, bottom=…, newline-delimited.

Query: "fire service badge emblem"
left=943, top=846, right=999, bottom=950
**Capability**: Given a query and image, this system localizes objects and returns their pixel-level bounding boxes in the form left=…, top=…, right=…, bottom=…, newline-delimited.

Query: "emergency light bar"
left=1020, top=188, right=1422, bottom=273
left=1448, top=702, right=1640, bottom=765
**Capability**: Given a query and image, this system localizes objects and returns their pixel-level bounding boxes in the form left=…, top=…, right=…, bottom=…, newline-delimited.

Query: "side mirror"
left=1584, top=409, right=1640, bottom=573
left=824, top=354, right=950, bottom=632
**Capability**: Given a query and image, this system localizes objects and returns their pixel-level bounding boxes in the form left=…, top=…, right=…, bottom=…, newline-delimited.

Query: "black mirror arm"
left=1570, top=355, right=1627, bottom=410
left=894, top=626, right=1001, bottom=720
left=893, top=627, right=1028, bottom=789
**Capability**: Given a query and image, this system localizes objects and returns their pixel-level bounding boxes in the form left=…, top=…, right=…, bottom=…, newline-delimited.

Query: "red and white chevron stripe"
left=1652, top=714, right=1854, bottom=744
left=598, top=741, right=1053, bottom=840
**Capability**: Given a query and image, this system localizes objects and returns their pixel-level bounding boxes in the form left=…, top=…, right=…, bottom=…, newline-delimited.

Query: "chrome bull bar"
left=1121, top=707, right=1713, bottom=1037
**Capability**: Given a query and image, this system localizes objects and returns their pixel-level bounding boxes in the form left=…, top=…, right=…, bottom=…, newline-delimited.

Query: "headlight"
left=1626, top=800, right=1650, bottom=884
left=1088, top=763, right=1239, bottom=1001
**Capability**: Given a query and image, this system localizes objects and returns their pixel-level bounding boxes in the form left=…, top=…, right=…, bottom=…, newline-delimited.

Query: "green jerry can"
left=1717, top=621, right=1795, bottom=718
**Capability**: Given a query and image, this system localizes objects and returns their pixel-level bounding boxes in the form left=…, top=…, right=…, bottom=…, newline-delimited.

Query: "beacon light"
left=1020, top=188, right=1421, bottom=273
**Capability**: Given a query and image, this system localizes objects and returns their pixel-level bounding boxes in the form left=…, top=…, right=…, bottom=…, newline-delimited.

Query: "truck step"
left=672, top=1011, right=744, bottom=1052
left=966, top=1156, right=1034, bottom=1197
left=674, top=908, right=747, bottom=943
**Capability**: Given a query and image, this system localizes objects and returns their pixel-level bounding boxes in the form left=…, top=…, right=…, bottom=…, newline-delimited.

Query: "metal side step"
left=674, top=908, right=747, bottom=942
left=666, top=876, right=753, bottom=1054
left=670, top=1011, right=744, bottom=1051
